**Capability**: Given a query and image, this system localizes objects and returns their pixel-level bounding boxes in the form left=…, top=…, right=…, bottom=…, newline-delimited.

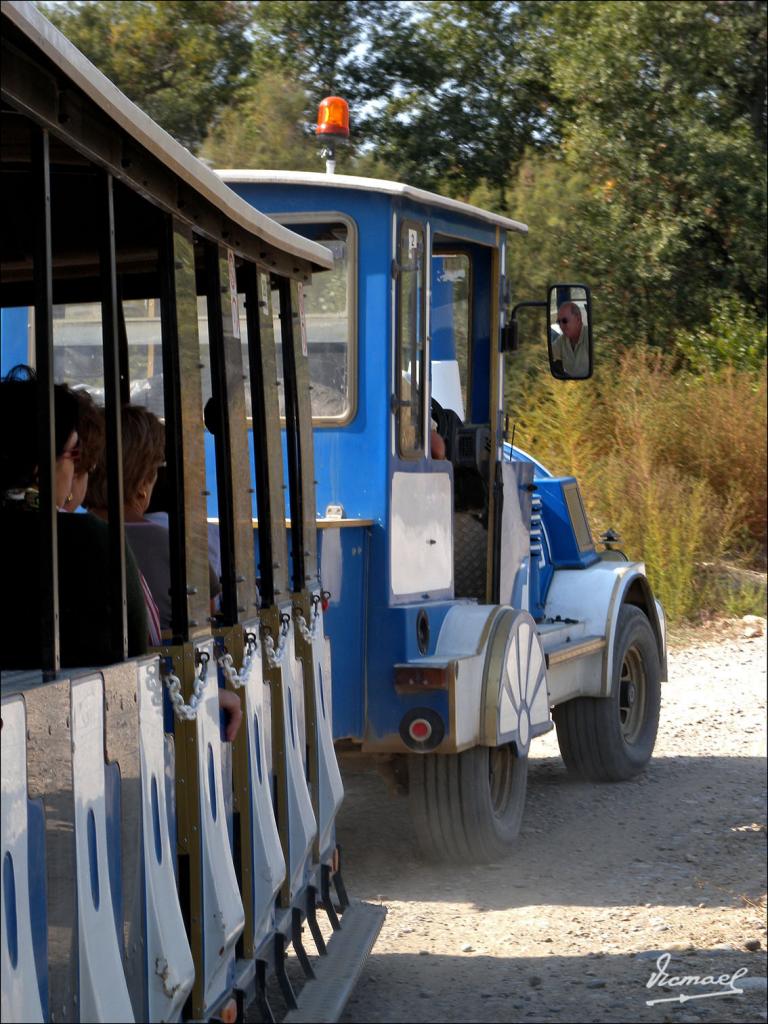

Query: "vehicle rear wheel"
left=553, top=604, right=661, bottom=781
left=408, top=743, right=528, bottom=863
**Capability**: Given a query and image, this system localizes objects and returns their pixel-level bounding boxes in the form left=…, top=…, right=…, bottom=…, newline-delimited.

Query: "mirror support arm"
left=509, top=299, right=546, bottom=319
left=501, top=300, right=547, bottom=353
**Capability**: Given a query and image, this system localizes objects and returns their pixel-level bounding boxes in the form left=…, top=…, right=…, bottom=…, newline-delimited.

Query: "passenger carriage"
left=0, top=4, right=383, bottom=1022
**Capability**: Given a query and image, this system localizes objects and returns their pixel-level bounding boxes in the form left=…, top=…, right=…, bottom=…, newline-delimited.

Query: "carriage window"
left=271, top=217, right=355, bottom=423
left=51, top=302, right=104, bottom=394
left=195, top=221, right=353, bottom=423
left=47, top=299, right=165, bottom=416
left=397, top=222, right=426, bottom=457
left=198, top=292, right=253, bottom=414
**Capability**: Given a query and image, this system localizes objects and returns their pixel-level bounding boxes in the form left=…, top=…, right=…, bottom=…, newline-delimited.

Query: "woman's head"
left=86, top=405, right=165, bottom=514
left=0, top=367, right=80, bottom=507
left=63, top=389, right=105, bottom=512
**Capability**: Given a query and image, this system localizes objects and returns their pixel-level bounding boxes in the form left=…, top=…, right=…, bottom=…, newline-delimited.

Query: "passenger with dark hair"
left=0, top=364, right=80, bottom=510
left=86, top=405, right=221, bottom=632
left=86, top=405, right=168, bottom=644
left=0, top=367, right=148, bottom=669
left=62, top=396, right=163, bottom=643
left=62, top=387, right=105, bottom=513
left=85, top=405, right=239, bottom=738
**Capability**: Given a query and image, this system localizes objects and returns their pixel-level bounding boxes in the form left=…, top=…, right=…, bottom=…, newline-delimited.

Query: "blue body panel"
left=430, top=261, right=457, bottom=363
left=535, top=476, right=599, bottom=570
left=1, top=306, right=31, bottom=373
left=318, top=525, right=370, bottom=739
left=222, top=182, right=509, bottom=745
left=230, top=184, right=393, bottom=523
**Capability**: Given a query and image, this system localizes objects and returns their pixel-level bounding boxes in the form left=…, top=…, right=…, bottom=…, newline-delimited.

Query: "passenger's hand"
left=218, top=688, right=243, bottom=742
left=430, top=429, right=446, bottom=460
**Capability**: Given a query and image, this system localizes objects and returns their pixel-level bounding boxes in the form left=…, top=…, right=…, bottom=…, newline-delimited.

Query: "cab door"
left=429, top=241, right=496, bottom=602
left=389, top=217, right=453, bottom=603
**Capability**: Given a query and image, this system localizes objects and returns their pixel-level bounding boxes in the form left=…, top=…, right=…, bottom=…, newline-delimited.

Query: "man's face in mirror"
left=557, top=302, right=582, bottom=344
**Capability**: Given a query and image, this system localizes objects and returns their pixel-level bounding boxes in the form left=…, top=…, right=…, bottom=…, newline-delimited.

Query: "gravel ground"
left=335, top=619, right=768, bottom=1023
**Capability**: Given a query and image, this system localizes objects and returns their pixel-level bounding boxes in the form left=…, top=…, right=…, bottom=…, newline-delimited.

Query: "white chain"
left=296, top=599, right=322, bottom=644
left=262, top=614, right=291, bottom=668
left=161, top=651, right=210, bottom=721
left=217, top=632, right=258, bottom=689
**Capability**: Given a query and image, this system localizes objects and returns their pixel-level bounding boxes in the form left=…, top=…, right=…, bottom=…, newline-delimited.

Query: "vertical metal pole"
left=159, top=215, right=189, bottom=642
left=205, top=241, right=237, bottom=624
left=242, top=263, right=275, bottom=607
left=32, top=126, right=59, bottom=677
left=276, top=277, right=306, bottom=594
left=486, top=245, right=502, bottom=604
left=158, top=216, right=209, bottom=641
left=99, top=171, right=128, bottom=660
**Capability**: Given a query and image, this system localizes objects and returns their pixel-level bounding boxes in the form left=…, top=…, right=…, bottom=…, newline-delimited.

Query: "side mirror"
left=547, top=284, right=593, bottom=380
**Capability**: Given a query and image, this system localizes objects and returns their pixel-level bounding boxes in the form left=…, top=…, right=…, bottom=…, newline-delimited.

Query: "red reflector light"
left=317, top=96, right=350, bottom=138
left=409, top=719, right=432, bottom=742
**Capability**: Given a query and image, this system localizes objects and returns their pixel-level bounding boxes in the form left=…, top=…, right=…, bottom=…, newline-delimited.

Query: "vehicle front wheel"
left=553, top=604, right=661, bottom=781
left=408, top=743, right=528, bottom=863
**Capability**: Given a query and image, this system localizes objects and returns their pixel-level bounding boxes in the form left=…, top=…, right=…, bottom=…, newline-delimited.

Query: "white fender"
left=543, top=561, right=665, bottom=696
left=136, top=659, right=194, bottom=1021
left=431, top=604, right=551, bottom=752
left=1, top=696, right=45, bottom=1024
left=70, top=675, right=134, bottom=1023
left=433, top=603, right=498, bottom=749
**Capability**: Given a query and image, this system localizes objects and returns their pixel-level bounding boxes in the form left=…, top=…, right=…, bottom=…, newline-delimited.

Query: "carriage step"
left=283, top=900, right=386, bottom=1023
left=545, top=635, right=606, bottom=667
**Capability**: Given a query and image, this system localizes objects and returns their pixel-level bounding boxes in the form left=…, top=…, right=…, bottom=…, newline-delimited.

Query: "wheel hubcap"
left=619, top=646, right=646, bottom=744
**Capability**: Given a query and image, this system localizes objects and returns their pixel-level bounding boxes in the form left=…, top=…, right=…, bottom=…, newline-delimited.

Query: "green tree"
left=39, top=0, right=255, bottom=151
left=249, top=0, right=382, bottom=99
left=353, top=0, right=556, bottom=203
left=672, top=297, right=767, bottom=373
left=208, top=1, right=393, bottom=171
left=540, top=0, right=767, bottom=344
left=200, top=71, right=318, bottom=171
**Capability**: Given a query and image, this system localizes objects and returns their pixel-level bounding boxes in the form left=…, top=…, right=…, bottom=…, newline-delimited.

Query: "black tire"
left=553, top=604, right=661, bottom=781
left=454, top=512, right=487, bottom=600
left=408, top=744, right=528, bottom=863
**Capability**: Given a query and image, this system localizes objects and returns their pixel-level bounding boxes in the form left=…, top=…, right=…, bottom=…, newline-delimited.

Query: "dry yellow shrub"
left=511, top=346, right=766, bottom=621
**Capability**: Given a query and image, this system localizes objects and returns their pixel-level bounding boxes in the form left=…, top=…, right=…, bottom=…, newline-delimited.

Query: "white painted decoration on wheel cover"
left=137, top=660, right=194, bottom=1021
left=1, top=696, right=45, bottom=1024
left=494, top=611, right=550, bottom=753
left=70, top=675, right=134, bottom=1023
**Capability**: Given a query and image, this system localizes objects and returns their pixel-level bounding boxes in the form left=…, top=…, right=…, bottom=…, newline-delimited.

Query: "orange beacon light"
left=317, top=96, right=350, bottom=138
